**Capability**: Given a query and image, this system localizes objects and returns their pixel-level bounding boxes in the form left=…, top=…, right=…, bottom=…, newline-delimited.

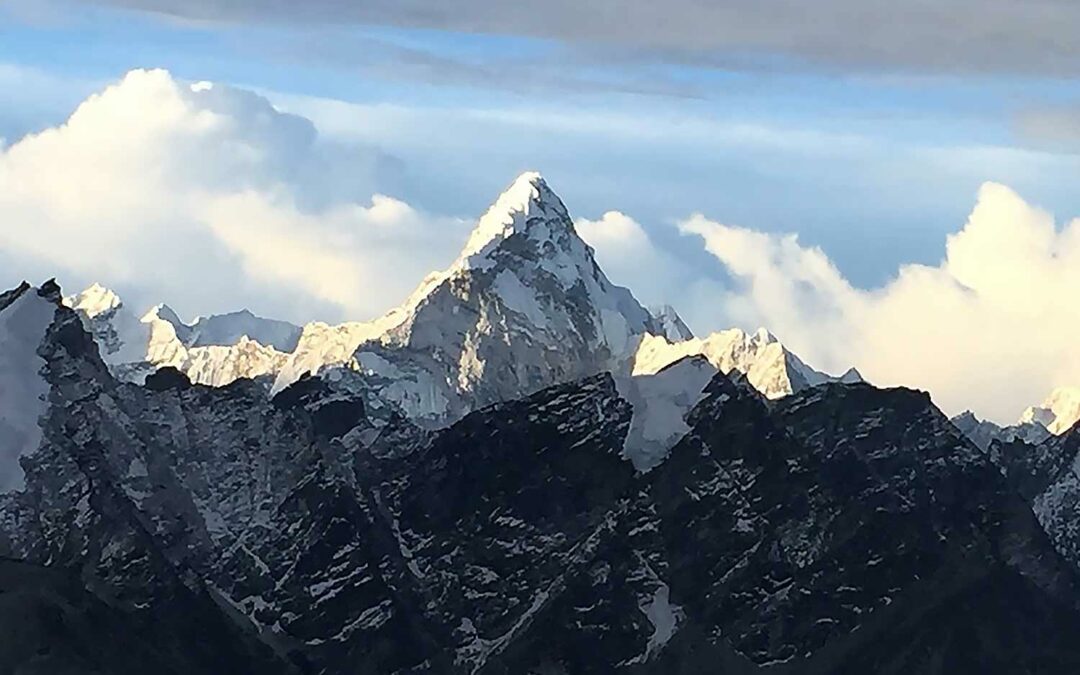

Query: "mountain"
left=61, top=173, right=856, bottom=436
left=6, top=284, right=1080, bottom=673
left=631, top=327, right=863, bottom=400
left=953, top=387, right=1080, bottom=450
left=981, top=426, right=1080, bottom=577
left=951, top=410, right=1051, bottom=450
left=64, top=283, right=297, bottom=387
left=268, top=172, right=862, bottom=429
left=186, top=310, right=303, bottom=352
left=0, top=282, right=300, bottom=674
left=648, top=304, right=694, bottom=342
left=0, top=559, right=294, bottom=675
left=65, top=283, right=302, bottom=352
left=644, top=379, right=1080, bottom=673
left=0, top=281, right=54, bottom=493
left=273, top=171, right=664, bottom=423
left=1021, top=386, right=1080, bottom=435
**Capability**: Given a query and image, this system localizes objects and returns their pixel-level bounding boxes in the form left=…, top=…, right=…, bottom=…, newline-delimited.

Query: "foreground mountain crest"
left=6, top=281, right=1080, bottom=673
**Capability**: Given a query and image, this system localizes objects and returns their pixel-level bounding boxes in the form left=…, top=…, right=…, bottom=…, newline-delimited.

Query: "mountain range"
left=4, top=172, right=1080, bottom=673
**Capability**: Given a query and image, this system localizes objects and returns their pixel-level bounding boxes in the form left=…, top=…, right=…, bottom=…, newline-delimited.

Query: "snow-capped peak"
left=837, top=367, right=865, bottom=384
left=631, top=328, right=855, bottom=401
left=951, top=409, right=1050, bottom=450
left=143, top=303, right=191, bottom=342
left=144, top=303, right=185, bottom=325
left=57, top=284, right=294, bottom=388
left=649, top=305, right=694, bottom=342
left=64, top=282, right=122, bottom=319
left=456, top=171, right=569, bottom=267
left=1020, top=386, right=1080, bottom=435
left=187, top=309, right=302, bottom=352
left=273, top=171, right=657, bottom=420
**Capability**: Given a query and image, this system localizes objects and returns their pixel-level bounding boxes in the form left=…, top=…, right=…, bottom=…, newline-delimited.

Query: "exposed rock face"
left=5, top=285, right=1080, bottom=673
left=982, top=427, right=1080, bottom=577
left=0, top=292, right=298, bottom=674
left=0, top=559, right=299, bottom=675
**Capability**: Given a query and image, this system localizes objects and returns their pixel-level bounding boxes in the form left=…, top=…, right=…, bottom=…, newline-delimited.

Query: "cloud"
left=264, top=34, right=700, bottom=99
left=0, top=63, right=104, bottom=144
left=0, top=68, right=469, bottom=323
left=576, top=212, right=657, bottom=271
left=72, top=0, right=1080, bottom=76
left=575, top=211, right=679, bottom=306
left=575, top=211, right=726, bottom=332
left=681, top=183, right=1080, bottom=423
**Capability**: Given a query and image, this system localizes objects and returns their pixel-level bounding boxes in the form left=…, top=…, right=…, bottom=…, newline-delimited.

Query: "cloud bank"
left=681, top=183, right=1080, bottom=423
left=75, top=0, right=1080, bottom=76
left=0, top=69, right=469, bottom=323
left=575, top=211, right=726, bottom=329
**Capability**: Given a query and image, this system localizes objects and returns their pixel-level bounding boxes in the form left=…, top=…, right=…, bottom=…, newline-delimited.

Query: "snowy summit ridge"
left=632, top=327, right=859, bottom=401
left=294, top=170, right=662, bottom=421
left=57, top=171, right=863, bottom=437
left=65, top=282, right=121, bottom=319
left=1021, top=387, right=1080, bottom=436
left=457, top=171, right=554, bottom=264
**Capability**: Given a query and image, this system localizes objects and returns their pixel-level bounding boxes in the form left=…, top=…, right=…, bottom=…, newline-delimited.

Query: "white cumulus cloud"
left=575, top=210, right=725, bottom=330
left=681, top=183, right=1080, bottom=423
left=575, top=211, right=671, bottom=298
left=0, top=68, right=469, bottom=323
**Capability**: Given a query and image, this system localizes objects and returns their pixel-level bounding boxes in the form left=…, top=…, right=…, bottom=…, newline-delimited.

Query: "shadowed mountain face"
left=4, top=284, right=1080, bottom=674
left=983, top=427, right=1080, bottom=577
left=0, top=559, right=298, bottom=675
left=645, top=381, right=1080, bottom=674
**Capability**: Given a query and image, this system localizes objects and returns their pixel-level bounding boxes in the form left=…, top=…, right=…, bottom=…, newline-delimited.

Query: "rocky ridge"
left=4, top=282, right=1080, bottom=672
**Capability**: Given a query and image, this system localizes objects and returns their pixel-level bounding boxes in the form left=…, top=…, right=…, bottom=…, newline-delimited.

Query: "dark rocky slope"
left=3, top=289, right=1080, bottom=673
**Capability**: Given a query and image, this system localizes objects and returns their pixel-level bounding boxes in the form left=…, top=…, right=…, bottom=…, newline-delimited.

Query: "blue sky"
left=4, top=2, right=1078, bottom=290
left=3, top=0, right=1080, bottom=420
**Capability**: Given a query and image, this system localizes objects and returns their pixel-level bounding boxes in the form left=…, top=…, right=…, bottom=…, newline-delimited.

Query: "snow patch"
left=493, top=270, right=551, bottom=329
left=618, top=356, right=716, bottom=471
left=641, top=583, right=681, bottom=657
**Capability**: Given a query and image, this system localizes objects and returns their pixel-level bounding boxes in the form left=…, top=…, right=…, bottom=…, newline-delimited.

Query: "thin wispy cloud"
left=260, top=33, right=702, bottom=99
left=66, top=0, right=1080, bottom=76
left=1015, top=104, right=1080, bottom=151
